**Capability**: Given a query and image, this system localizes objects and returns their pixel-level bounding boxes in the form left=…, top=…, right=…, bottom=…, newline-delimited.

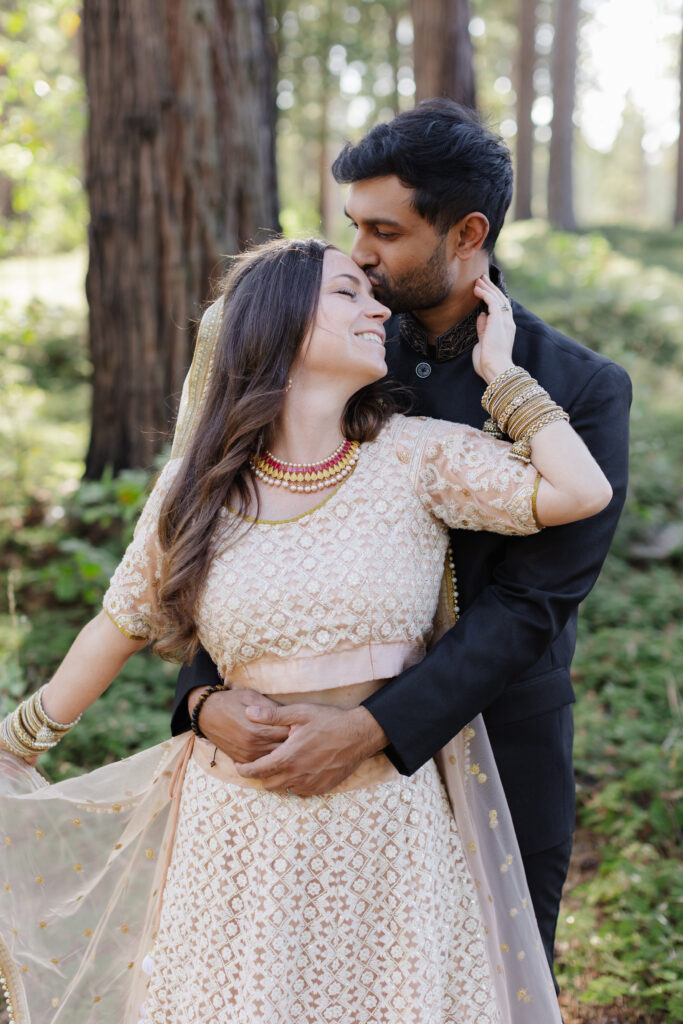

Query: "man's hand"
left=234, top=703, right=388, bottom=796
left=189, top=687, right=290, bottom=763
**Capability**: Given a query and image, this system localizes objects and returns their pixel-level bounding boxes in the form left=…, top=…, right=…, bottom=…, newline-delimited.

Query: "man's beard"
left=365, top=236, right=452, bottom=314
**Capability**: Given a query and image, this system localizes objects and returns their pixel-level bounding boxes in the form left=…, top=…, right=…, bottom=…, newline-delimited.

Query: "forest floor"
left=1, top=225, right=681, bottom=1022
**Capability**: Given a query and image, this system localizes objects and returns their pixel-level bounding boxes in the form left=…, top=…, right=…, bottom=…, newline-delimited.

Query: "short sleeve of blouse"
left=394, top=416, right=542, bottom=536
left=102, top=459, right=183, bottom=640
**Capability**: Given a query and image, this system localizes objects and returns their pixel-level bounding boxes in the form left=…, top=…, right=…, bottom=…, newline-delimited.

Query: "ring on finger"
left=499, top=302, right=511, bottom=312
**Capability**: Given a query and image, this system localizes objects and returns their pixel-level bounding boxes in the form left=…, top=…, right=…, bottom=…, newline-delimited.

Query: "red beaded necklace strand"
left=250, top=439, right=360, bottom=493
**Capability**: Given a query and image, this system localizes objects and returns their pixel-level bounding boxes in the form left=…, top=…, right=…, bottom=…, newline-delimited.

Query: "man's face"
left=345, top=175, right=454, bottom=313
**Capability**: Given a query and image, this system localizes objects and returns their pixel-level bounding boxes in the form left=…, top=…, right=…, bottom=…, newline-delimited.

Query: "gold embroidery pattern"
left=143, top=757, right=500, bottom=1023
left=396, top=417, right=542, bottom=537
left=103, top=416, right=539, bottom=680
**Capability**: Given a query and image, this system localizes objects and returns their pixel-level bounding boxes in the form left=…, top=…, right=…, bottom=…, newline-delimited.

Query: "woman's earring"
left=285, top=377, right=293, bottom=392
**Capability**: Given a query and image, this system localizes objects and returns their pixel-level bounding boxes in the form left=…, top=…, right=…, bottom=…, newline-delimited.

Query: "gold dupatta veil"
left=0, top=300, right=561, bottom=1023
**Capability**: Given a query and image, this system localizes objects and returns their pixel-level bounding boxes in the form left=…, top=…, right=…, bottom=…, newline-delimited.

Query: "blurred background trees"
left=514, top=0, right=536, bottom=220
left=0, top=3, right=682, bottom=1021
left=82, top=0, right=279, bottom=475
left=411, top=0, right=476, bottom=105
left=547, top=0, right=578, bottom=229
left=676, top=17, right=683, bottom=223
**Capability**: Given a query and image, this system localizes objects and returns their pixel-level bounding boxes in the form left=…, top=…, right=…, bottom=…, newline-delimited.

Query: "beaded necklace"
left=250, top=439, right=360, bottom=493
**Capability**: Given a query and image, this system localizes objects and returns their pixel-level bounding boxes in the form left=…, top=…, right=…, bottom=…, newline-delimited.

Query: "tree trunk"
left=318, top=97, right=331, bottom=235
left=548, top=0, right=578, bottom=230
left=388, top=5, right=401, bottom=115
left=514, top=0, right=536, bottom=220
left=82, top=0, right=279, bottom=477
left=411, top=0, right=476, bottom=108
left=675, top=21, right=683, bottom=224
left=317, top=2, right=334, bottom=235
left=0, top=173, right=13, bottom=218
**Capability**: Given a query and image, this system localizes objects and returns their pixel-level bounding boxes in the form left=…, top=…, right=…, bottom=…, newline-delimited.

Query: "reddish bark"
left=82, top=0, right=279, bottom=476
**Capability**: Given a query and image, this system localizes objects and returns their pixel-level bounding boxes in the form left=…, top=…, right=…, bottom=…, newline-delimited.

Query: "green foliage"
left=0, top=2, right=86, bottom=256
left=0, top=459, right=172, bottom=780
left=501, top=223, right=683, bottom=1022
left=0, top=279, right=171, bottom=777
left=0, top=292, right=89, bottom=503
left=498, top=222, right=683, bottom=370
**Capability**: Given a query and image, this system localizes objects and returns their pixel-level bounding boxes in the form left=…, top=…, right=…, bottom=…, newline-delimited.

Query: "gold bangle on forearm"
left=510, top=405, right=562, bottom=443
left=1, top=716, right=30, bottom=757
left=507, top=397, right=557, bottom=439
left=34, top=685, right=81, bottom=731
left=18, top=704, right=63, bottom=748
left=481, top=365, right=570, bottom=462
left=482, top=367, right=536, bottom=441
left=488, top=376, right=539, bottom=420
left=485, top=378, right=530, bottom=418
left=2, top=714, right=48, bottom=757
left=497, top=385, right=547, bottom=434
left=490, top=383, right=534, bottom=424
left=1, top=687, right=81, bottom=760
left=526, top=408, right=570, bottom=441
left=20, top=697, right=66, bottom=739
left=10, top=710, right=55, bottom=752
left=506, top=391, right=558, bottom=432
left=481, top=366, right=529, bottom=410
left=509, top=408, right=571, bottom=462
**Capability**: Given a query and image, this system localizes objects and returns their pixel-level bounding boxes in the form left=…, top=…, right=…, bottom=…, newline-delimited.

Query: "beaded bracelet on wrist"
left=190, top=684, right=227, bottom=738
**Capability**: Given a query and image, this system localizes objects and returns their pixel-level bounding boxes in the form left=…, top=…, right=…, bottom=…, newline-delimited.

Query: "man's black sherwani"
left=170, top=291, right=632, bottom=968
left=365, top=301, right=631, bottom=851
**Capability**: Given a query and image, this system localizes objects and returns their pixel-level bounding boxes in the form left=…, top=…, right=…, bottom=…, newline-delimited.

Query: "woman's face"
left=294, top=249, right=391, bottom=392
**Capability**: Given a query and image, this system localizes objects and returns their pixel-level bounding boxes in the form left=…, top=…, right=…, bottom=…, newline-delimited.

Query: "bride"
left=0, top=236, right=611, bottom=1023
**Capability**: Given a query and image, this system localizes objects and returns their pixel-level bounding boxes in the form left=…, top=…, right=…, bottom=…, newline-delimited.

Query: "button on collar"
left=415, top=361, right=432, bottom=379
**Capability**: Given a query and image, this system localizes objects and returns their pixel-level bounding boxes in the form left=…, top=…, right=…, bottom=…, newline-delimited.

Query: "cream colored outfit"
left=0, top=412, right=562, bottom=1023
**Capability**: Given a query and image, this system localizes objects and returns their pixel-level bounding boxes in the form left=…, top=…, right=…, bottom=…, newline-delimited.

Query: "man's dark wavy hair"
left=331, top=99, right=513, bottom=252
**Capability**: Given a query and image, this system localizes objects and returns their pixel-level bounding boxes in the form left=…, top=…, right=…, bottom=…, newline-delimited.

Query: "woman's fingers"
left=475, top=311, right=488, bottom=340
left=474, top=274, right=508, bottom=310
left=471, top=274, right=516, bottom=383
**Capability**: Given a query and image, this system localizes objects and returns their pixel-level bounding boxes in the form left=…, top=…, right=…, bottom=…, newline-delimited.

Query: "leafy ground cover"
left=0, top=225, right=681, bottom=1021
left=498, top=224, right=683, bottom=1023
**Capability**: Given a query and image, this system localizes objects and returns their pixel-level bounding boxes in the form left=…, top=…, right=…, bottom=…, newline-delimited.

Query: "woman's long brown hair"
left=153, top=237, right=409, bottom=663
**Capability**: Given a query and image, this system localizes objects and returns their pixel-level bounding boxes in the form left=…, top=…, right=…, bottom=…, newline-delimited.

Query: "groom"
left=170, top=100, right=631, bottom=974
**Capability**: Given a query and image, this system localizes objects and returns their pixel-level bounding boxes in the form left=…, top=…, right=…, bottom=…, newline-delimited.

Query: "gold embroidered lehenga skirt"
left=140, top=742, right=499, bottom=1024
left=0, top=724, right=561, bottom=1024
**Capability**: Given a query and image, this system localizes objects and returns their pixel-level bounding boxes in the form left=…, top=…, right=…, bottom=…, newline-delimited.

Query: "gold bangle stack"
left=0, top=685, right=81, bottom=759
left=482, top=366, right=570, bottom=463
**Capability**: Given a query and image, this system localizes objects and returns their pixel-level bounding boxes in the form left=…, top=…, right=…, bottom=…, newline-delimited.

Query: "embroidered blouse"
left=103, top=414, right=541, bottom=692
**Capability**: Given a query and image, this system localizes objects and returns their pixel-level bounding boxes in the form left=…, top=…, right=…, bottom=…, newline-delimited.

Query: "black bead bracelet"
left=190, top=683, right=227, bottom=738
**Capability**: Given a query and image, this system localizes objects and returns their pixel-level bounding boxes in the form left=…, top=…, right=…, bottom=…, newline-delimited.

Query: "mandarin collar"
left=399, top=264, right=509, bottom=363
